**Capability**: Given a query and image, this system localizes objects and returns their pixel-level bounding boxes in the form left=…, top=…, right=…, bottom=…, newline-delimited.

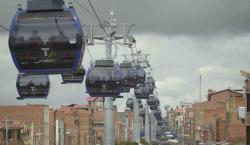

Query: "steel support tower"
left=86, top=11, right=135, bottom=145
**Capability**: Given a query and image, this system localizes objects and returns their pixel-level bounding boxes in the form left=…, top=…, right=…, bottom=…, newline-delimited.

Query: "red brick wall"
left=0, top=105, right=52, bottom=145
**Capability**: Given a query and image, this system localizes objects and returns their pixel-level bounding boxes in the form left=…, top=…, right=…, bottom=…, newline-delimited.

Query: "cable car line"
left=86, top=45, right=94, bottom=62
left=0, top=24, right=9, bottom=32
left=54, top=17, right=67, bottom=39
left=73, top=0, right=97, bottom=18
left=87, top=0, right=108, bottom=35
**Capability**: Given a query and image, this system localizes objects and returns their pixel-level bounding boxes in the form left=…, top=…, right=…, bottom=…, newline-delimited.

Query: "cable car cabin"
left=147, top=95, right=157, bottom=106
left=16, top=74, right=50, bottom=99
left=150, top=105, right=158, bottom=110
left=154, top=110, right=162, bottom=120
left=126, top=98, right=133, bottom=108
left=155, top=97, right=160, bottom=106
left=120, top=87, right=130, bottom=93
left=61, top=67, right=85, bottom=84
left=135, top=84, right=150, bottom=99
left=120, top=62, right=137, bottom=92
left=85, top=60, right=122, bottom=97
left=146, top=76, right=155, bottom=94
left=9, top=0, right=84, bottom=74
left=135, top=65, right=146, bottom=84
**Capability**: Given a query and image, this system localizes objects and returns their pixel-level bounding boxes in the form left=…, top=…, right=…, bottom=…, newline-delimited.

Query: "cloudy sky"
left=0, top=0, right=250, bottom=114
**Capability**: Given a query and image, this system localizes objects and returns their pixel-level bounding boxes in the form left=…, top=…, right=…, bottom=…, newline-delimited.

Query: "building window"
left=34, top=136, right=40, bottom=145
left=17, top=130, right=21, bottom=140
left=68, top=136, right=76, bottom=145
left=1, top=130, right=15, bottom=140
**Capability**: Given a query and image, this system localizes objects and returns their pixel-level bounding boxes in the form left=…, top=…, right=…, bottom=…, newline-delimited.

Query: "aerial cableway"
left=16, top=74, right=50, bottom=100
left=8, top=0, right=85, bottom=99
left=85, top=60, right=122, bottom=97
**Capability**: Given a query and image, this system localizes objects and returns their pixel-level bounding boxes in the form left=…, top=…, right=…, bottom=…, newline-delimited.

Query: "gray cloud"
left=1, top=0, right=250, bottom=35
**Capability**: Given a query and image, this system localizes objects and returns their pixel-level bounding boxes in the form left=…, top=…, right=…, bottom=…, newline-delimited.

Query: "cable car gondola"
left=134, top=84, right=151, bottom=99
left=85, top=60, right=122, bottom=97
left=135, top=64, right=146, bottom=84
left=147, top=95, right=156, bottom=106
left=61, top=66, right=85, bottom=84
left=16, top=74, right=50, bottom=99
left=146, top=76, right=155, bottom=94
left=150, top=105, right=158, bottom=110
left=147, top=95, right=159, bottom=105
left=120, top=62, right=137, bottom=93
left=9, top=0, right=85, bottom=74
left=154, top=110, right=162, bottom=120
left=138, top=99, right=143, bottom=108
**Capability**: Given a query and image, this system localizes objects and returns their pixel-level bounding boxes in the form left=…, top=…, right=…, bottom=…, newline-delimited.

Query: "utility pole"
left=86, top=11, right=135, bottom=145
left=133, top=97, right=140, bottom=144
left=5, top=115, right=8, bottom=145
left=199, top=75, right=204, bottom=144
left=145, top=103, right=150, bottom=143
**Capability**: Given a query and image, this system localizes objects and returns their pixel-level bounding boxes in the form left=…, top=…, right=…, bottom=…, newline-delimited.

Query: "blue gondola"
left=154, top=110, right=162, bottom=120
left=147, top=95, right=155, bottom=105
left=85, top=60, right=122, bottom=97
left=150, top=105, right=158, bottom=110
left=120, top=62, right=137, bottom=93
left=146, top=76, right=155, bottom=94
left=16, top=74, right=50, bottom=99
left=135, top=64, right=146, bottom=84
left=147, top=94, right=160, bottom=107
left=135, top=84, right=151, bottom=99
left=9, top=0, right=84, bottom=74
left=138, top=99, right=143, bottom=108
left=61, top=66, right=85, bottom=84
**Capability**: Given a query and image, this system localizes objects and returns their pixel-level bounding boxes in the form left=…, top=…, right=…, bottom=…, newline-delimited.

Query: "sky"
left=0, top=0, right=250, bottom=114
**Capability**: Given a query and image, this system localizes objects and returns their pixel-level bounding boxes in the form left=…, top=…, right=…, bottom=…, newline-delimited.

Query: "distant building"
left=244, top=79, right=250, bottom=144
left=191, top=89, right=245, bottom=145
left=0, top=97, right=135, bottom=145
left=0, top=104, right=55, bottom=145
left=55, top=104, right=91, bottom=145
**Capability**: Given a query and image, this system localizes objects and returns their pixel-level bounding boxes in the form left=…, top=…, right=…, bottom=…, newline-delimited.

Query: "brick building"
left=191, top=89, right=245, bottom=145
left=0, top=97, right=134, bottom=145
left=0, top=104, right=54, bottom=145
left=244, top=79, right=250, bottom=144
left=55, top=105, right=91, bottom=145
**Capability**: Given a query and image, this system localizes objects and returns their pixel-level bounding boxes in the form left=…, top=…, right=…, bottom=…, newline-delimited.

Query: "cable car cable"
left=54, top=17, right=67, bottom=39
left=73, top=0, right=97, bottom=18
left=86, top=45, right=94, bottom=62
left=0, top=24, right=9, bottom=32
left=87, top=0, right=107, bottom=36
